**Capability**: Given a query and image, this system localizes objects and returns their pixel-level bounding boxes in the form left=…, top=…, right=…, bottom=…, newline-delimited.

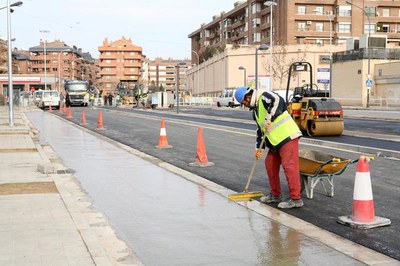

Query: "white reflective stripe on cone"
left=353, top=172, right=373, bottom=200
left=160, top=128, right=167, bottom=136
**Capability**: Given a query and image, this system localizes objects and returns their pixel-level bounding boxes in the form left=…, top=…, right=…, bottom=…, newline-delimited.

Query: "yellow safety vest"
left=254, top=96, right=301, bottom=146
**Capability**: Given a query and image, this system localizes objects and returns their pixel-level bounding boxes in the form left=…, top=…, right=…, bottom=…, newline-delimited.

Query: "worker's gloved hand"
left=264, top=121, right=272, bottom=132
left=255, top=149, right=264, bottom=160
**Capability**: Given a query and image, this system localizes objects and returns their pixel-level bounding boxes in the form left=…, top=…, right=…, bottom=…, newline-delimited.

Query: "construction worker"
left=234, top=87, right=303, bottom=209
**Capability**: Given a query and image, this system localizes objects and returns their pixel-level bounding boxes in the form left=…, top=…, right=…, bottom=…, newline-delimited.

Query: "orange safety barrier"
left=155, top=119, right=172, bottom=149
left=337, top=155, right=391, bottom=229
left=189, top=127, right=214, bottom=167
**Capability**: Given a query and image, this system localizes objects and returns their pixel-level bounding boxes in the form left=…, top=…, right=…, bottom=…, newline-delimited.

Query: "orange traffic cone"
left=63, top=105, right=67, bottom=114
left=67, top=106, right=73, bottom=118
left=96, top=111, right=105, bottom=130
left=155, top=119, right=172, bottom=148
left=337, top=155, right=391, bottom=229
left=49, top=104, right=52, bottom=112
left=189, top=127, right=214, bottom=167
left=80, top=110, right=87, bottom=125
left=58, top=104, right=63, bottom=113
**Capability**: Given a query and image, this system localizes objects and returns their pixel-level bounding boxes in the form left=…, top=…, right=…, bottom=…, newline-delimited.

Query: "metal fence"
left=333, top=48, right=400, bottom=63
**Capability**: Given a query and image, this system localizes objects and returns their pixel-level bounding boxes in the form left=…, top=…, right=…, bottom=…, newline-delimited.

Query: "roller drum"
left=307, top=121, right=344, bottom=136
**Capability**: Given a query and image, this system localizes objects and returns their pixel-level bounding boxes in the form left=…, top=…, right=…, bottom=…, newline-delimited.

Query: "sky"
left=0, top=0, right=235, bottom=60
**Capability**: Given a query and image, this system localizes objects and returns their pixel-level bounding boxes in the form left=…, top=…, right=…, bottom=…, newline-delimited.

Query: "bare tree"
left=262, top=44, right=308, bottom=90
left=0, top=40, right=7, bottom=74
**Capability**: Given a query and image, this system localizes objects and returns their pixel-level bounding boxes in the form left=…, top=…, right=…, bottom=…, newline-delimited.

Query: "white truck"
left=65, top=80, right=89, bottom=106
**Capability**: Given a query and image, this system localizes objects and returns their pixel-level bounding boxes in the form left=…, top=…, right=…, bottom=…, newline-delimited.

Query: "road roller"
left=285, top=62, right=344, bottom=137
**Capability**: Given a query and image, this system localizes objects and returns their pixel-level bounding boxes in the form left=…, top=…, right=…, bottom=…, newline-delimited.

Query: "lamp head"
left=238, top=66, right=245, bottom=70
left=257, top=44, right=269, bottom=51
left=11, top=1, right=23, bottom=8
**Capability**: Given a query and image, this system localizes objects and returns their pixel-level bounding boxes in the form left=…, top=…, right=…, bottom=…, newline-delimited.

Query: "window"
left=316, top=23, right=324, bottom=32
left=364, top=23, right=376, bottom=34
left=252, top=18, right=261, bottom=28
left=338, top=6, right=351, bottom=17
left=298, top=6, right=306, bottom=15
left=314, top=7, right=324, bottom=15
left=316, top=39, right=324, bottom=45
left=251, top=2, right=261, bottom=14
left=338, top=22, right=351, bottom=33
left=298, top=22, right=306, bottom=31
left=382, top=9, right=389, bottom=17
left=365, top=6, right=376, bottom=17
left=253, top=32, right=261, bottom=42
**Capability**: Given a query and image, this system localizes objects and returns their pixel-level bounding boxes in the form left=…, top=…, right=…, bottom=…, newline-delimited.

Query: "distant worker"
left=108, top=93, right=114, bottom=106
left=65, top=92, right=71, bottom=107
left=90, top=93, right=95, bottom=107
left=134, top=88, right=141, bottom=107
left=234, top=87, right=303, bottom=209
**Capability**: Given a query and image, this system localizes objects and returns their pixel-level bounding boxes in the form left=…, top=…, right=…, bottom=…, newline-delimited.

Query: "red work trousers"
left=265, top=138, right=301, bottom=200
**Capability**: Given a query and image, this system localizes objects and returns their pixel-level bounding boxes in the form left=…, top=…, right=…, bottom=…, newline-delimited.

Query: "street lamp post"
left=192, top=50, right=199, bottom=95
left=238, top=66, right=246, bottom=86
left=39, top=30, right=50, bottom=90
left=3, top=0, right=23, bottom=127
left=346, top=0, right=371, bottom=108
left=58, top=49, right=70, bottom=94
left=255, top=44, right=269, bottom=92
left=264, top=0, right=277, bottom=91
left=313, top=9, right=333, bottom=97
left=175, top=61, right=186, bottom=114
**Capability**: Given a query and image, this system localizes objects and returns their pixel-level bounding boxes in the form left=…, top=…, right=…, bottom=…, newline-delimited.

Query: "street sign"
left=366, top=79, right=373, bottom=87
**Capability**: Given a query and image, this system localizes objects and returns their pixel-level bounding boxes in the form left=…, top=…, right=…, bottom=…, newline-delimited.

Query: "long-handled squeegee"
left=228, top=135, right=266, bottom=201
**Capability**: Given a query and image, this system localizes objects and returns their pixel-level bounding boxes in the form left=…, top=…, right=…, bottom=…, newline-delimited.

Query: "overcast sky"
left=0, top=0, right=235, bottom=60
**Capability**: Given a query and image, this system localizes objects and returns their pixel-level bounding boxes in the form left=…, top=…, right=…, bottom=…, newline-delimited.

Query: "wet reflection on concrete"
left=28, top=112, right=364, bottom=266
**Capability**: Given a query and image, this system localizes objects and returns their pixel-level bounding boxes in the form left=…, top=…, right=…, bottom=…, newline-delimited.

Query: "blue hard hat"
left=234, top=87, right=250, bottom=103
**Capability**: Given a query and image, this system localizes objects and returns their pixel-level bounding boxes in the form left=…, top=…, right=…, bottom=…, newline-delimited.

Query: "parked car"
left=38, top=90, right=60, bottom=110
left=216, top=88, right=240, bottom=107
left=33, top=90, right=43, bottom=106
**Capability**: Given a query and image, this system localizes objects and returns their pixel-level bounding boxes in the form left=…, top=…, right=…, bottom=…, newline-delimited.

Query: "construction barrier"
left=189, top=127, right=214, bottom=167
left=80, top=111, right=87, bottom=125
left=96, top=111, right=105, bottom=130
left=337, top=155, right=391, bottom=229
left=67, top=106, right=73, bottom=119
left=155, top=119, right=172, bottom=149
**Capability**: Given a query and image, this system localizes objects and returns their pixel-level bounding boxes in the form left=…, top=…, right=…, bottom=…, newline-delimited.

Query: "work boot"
left=260, top=194, right=282, bottom=204
left=278, top=198, right=304, bottom=209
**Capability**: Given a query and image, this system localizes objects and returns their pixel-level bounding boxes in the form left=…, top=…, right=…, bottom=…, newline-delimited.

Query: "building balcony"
left=123, top=54, right=142, bottom=60
left=99, top=54, right=117, bottom=60
left=123, top=62, right=142, bottom=68
left=99, top=70, right=117, bottom=76
left=99, top=62, right=117, bottom=67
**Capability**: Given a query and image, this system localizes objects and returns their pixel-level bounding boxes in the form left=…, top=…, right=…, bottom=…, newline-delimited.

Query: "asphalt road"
left=53, top=106, right=400, bottom=261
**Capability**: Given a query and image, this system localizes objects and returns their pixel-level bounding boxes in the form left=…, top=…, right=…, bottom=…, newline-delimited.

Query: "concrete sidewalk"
left=0, top=107, right=143, bottom=265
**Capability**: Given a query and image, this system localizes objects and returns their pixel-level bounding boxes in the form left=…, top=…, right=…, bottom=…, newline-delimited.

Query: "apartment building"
left=189, top=0, right=400, bottom=63
left=147, top=57, right=190, bottom=92
left=12, top=49, right=30, bottom=74
left=98, top=37, right=143, bottom=92
left=29, top=40, right=96, bottom=89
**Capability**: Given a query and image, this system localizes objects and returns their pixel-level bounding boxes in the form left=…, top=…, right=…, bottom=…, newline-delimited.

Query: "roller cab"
left=285, top=62, right=344, bottom=137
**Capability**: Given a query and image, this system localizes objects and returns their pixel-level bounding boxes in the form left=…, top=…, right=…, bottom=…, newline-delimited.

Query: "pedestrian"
left=108, top=93, right=114, bottom=106
left=103, top=94, right=108, bottom=106
left=234, top=87, right=303, bottom=209
left=65, top=92, right=71, bottom=107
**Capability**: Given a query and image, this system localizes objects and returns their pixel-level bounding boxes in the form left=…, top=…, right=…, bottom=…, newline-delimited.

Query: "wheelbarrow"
left=299, top=150, right=358, bottom=199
